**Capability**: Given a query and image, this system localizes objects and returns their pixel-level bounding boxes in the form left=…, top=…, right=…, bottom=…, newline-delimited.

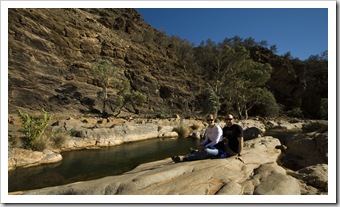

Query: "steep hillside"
left=9, top=8, right=203, bottom=117
left=8, top=8, right=309, bottom=118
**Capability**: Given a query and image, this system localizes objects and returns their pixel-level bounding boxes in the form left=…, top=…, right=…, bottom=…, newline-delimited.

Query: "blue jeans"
left=184, top=147, right=219, bottom=161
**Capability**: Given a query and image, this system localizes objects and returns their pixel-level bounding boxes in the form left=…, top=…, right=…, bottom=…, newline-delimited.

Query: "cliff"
left=9, top=8, right=202, bottom=117
left=8, top=8, right=306, bottom=118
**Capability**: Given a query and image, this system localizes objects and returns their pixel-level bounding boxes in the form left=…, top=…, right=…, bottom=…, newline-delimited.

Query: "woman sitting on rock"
left=171, top=114, right=226, bottom=163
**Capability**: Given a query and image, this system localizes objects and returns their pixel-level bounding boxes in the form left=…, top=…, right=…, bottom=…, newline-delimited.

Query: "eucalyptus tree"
left=195, top=40, right=242, bottom=116
left=230, top=61, right=274, bottom=118
left=195, top=40, right=277, bottom=119
left=90, top=59, right=147, bottom=117
left=90, top=59, right=118, bottom=117
left=112, top=79, right=147, bottom=117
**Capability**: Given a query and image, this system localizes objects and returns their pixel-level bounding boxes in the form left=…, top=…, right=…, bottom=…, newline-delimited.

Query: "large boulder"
left=249, top=163, right=301, bottom=195
left=281, top=131, right=328, bottom=170
left=243, top=127, right=263, bottom=141
left=297, top=164, right=328, bottom=192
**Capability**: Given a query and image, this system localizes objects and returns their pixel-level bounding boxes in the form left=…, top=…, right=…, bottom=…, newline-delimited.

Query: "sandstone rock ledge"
left=8, top=148, right=62, bottom=171
left=14, top=136, right=302, bottom=195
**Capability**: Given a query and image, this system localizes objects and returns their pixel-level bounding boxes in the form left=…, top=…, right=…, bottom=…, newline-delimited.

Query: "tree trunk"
left=237, top=103, right=243, bottom=119
left=114, top=106, right=123, bottom=117
left=102, top=87, right=108, bottom=117
left=244, top=107, right=248, bottom=119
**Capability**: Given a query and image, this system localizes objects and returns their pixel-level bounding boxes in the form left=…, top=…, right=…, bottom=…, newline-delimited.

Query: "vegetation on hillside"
left=148, top=33, right=328, bottom=119
left=100, top=31, right=328, bottom=119
left=90, top=59, right=118, bottom=117
left=90, top=59, right=147, bottom=118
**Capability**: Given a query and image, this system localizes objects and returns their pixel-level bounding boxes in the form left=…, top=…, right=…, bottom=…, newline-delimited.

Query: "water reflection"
left=9, top=137, right=199, bottom=192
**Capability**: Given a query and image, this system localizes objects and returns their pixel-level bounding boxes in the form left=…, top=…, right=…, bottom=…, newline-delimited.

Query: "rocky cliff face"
left=8, top=8, right=306, bottom=118
left=9, top=8, right=202, bottom=117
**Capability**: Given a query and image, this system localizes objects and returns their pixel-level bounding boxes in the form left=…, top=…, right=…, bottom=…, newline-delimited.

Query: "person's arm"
left=200, top=129, right=209, bottom=147
left=205, top=126, right=223, bottom=147
left=237, top=136, right=244, bottom=155
left=236, top=125, right=244, bottom=155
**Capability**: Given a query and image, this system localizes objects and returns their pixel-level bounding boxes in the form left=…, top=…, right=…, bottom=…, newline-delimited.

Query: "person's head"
left=206, top=114, right=215, bottom=126
left=225, top=114, right=234, bottom=126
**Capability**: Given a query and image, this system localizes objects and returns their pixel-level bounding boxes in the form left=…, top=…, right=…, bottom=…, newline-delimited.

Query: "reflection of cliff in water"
left=9, top=137, right=199, bottom=192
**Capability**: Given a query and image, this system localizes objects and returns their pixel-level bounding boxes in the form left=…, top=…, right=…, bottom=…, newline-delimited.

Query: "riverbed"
left=9, top=137, right=200, bottom=192
left=9, top=128, right=299, bottom=193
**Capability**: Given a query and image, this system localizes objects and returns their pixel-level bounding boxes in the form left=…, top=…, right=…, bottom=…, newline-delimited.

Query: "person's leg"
left=184, top=150, right=208, bottom=161
left=185, top=147, right=220, bottom=161
left=172, top=148, right=220, bottom=163
left=225, top=144, right=238, bottom=156
left=204, top=147, right=219, bottom=157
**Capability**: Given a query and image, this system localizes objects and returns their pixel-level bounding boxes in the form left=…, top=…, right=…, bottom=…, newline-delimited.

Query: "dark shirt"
left=222, top=124, right=244, bottom=153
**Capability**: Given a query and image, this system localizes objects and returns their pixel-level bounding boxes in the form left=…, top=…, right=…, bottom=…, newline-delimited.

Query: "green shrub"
left=287, top=107, right=304, bottom=118
left=18, top=109, right=53, bottom=151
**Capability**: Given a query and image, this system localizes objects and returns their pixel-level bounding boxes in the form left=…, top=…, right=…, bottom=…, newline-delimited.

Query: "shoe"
left=189, top=147, right=197, bottom=153
left=171, top=156, right=181, bottom=163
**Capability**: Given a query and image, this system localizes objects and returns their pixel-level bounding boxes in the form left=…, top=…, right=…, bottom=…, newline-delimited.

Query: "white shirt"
left=200, top=125, right=223, bottom=147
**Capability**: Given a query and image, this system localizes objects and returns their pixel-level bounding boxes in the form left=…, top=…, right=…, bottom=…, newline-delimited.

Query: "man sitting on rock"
left=171, top=114, right=226, bottom=163
left=222, top=114, right=244, bottom=162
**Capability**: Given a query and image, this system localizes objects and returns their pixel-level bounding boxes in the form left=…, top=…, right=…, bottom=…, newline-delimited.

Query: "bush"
left=47, top=127, right=68, bottom=149
left=31, top=134, right=49, bottom=151
left=287, top=107, right=304, bottom=118
left=18, top=109, right=53, bottom=151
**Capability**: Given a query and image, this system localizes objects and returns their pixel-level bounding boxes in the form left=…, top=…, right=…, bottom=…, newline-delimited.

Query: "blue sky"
left=136, top=8, right=328, bottom=60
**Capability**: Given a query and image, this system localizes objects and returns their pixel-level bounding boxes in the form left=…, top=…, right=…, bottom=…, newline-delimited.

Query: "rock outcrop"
left=8, top=148, right=62, bottom=171
left=14, top=136, right=304, bottom=195
left=8, top=118, right=329, bottom=195
left=8, top=117, right=184, bottom=170
left=280, top=130, right=328, bottom=170
left=8, top=118, right=327, bottom=172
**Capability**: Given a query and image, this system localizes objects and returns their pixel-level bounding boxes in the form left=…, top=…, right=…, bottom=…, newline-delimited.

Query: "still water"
left=9, top=137, right=200, bottom=192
